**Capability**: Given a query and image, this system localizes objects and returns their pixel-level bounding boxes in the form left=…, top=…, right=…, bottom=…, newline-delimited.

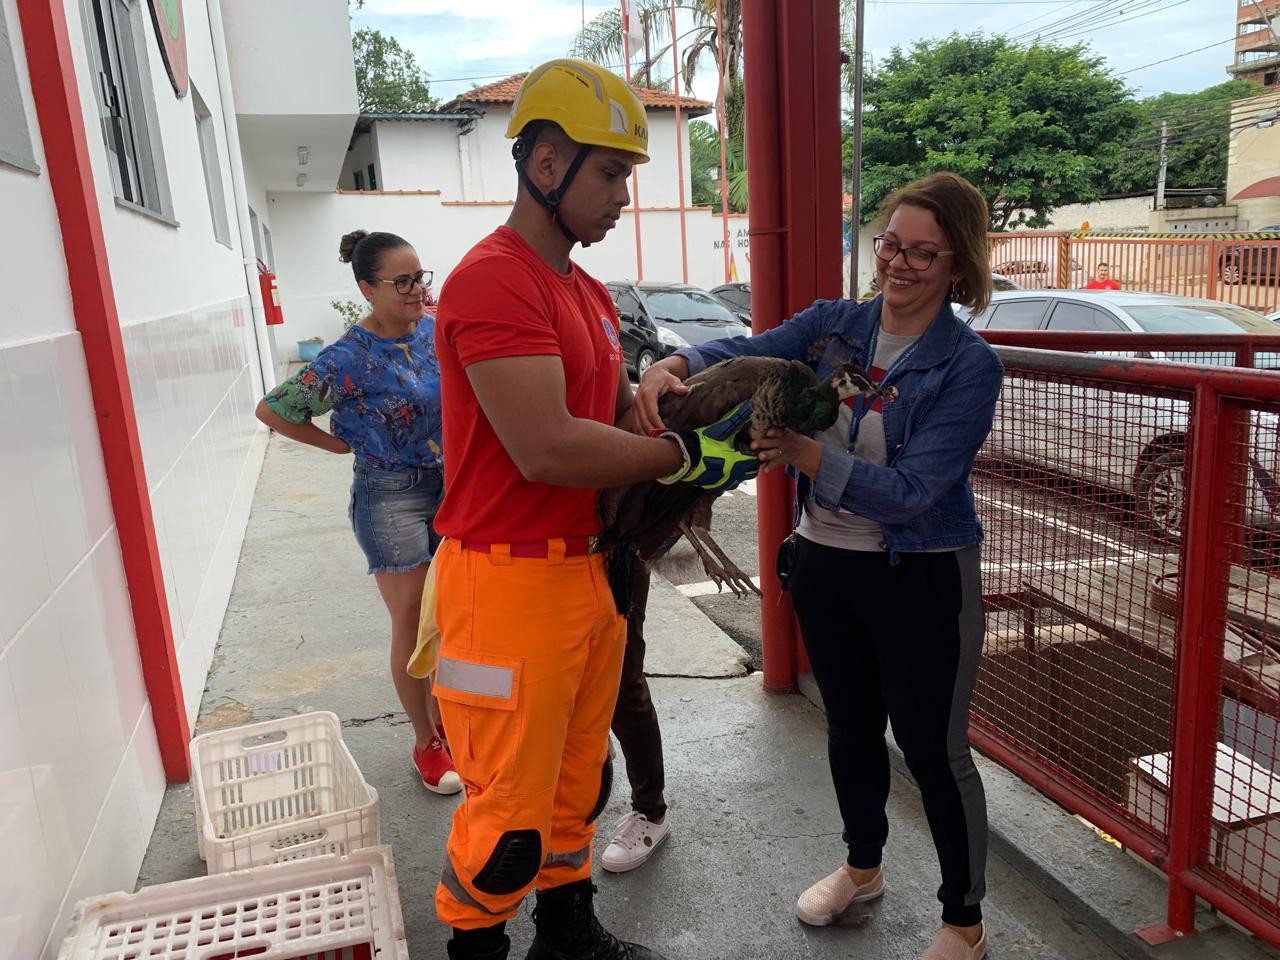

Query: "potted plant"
left=297, top=336, right=324, bottom=362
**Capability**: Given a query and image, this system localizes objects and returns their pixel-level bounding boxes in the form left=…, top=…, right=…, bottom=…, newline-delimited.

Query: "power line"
left=1116, top=37, right=1234, bottom=76
left=1005, top=0, right=1094, bottom=34
left=1033, top=0, right=1193, bottom=44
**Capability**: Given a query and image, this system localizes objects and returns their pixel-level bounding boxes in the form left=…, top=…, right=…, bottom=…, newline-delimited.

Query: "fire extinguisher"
left=258, top=271, right=285, bottom=325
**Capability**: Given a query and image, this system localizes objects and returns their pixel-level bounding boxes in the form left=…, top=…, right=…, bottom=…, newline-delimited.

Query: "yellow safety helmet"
left=506, top=58, right=649, bottom=163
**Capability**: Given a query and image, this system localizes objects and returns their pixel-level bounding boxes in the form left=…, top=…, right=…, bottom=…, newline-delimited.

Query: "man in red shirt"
left=1083, top=261, right=1121, bottom=290
left=431, top=59, right=758, bottom=960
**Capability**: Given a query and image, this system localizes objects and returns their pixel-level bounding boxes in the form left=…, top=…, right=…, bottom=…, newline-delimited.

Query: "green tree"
left=352, top=27, right=439, bottom=114
left=851, top=33, right=1137, bottom=230
left=689, top=110, right=746, bottom=212
left=1104, top=80, right=1264, bottom=196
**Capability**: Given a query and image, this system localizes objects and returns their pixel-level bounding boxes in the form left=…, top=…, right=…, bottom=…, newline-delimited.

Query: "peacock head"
left=829, top=361, right=877, bottom=401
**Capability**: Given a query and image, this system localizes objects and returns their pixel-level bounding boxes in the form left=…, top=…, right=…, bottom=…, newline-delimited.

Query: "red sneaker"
left=413, top=737, right=462, bottom=795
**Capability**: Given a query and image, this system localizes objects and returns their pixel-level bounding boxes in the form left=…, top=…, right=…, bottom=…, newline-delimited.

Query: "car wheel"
left=1134, top=450, right=1185, bottom=540
left=635, top=349, right=657, bottom=377
left=1222, top=261, right=1242, bottom=285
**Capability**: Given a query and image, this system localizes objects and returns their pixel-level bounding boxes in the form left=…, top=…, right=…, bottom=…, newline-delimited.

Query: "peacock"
left=596, top=352, right=889, bottom=615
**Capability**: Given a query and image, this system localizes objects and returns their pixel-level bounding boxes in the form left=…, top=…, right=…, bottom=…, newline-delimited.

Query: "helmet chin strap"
left=513, top=139, right=594, bottom=247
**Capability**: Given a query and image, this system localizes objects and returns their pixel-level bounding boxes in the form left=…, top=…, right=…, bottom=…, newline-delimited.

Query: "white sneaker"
left=600, top=811, right=670, bottom=873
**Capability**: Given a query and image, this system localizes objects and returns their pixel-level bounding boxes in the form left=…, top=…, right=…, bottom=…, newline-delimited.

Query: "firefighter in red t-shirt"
left=430, top=60, right=759, bottom=960
left=1083, top=262, right=1121, bottom=290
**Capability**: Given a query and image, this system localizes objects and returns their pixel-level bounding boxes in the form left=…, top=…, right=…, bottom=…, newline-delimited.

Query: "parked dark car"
left=711, top=282, right=752, bottom=322
left=606, top=281, right=752, bottom=375
left=1220, top=229, right=1280, bottom=285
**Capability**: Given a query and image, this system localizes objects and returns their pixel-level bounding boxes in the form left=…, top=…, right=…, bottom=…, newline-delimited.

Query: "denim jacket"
left=676, top=296, right=1004, bottom=561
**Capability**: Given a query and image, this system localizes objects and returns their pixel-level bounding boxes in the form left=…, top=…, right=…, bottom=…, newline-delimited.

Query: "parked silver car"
left=961, top=291, right=1280, bottom=539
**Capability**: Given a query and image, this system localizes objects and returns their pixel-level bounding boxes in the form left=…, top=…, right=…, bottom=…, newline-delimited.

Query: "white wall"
left=220, top=0, right=355, bottom=120
left=406, top=107, right=699, bottom=207
left=1044, top=196, right=1154, bottom=232
left=374, top=121, right=465, bottom=195
left=267, top=192, right=751, bottom=349
left=470, top=112, right=517, bottom=204
left=641, top=113, right=694, bottom=208
left=0, top=2, right=269, bottom=956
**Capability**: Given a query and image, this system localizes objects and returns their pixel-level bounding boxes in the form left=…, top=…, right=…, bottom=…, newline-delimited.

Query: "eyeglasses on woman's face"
left=373, top=269, right=433, bottom=295
left=872, top=235, right=952, bottom=270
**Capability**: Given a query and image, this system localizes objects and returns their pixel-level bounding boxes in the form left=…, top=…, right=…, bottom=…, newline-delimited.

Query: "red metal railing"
left=987, top=232, right=1280, bottom=316
left=973, top=332, right=1280, bottom=944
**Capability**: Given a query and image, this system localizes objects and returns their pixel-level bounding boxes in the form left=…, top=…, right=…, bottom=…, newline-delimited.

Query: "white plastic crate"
left=57, top=846, right=407, bottom=960
left=191, top=712, right=380, bottom=873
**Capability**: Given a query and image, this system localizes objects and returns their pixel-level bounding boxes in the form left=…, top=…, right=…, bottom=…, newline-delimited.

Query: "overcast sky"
left=352, top=0, right=1238, bottom=109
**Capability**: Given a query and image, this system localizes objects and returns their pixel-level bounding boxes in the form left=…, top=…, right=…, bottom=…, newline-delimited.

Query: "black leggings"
left=789, top=537, right=988, bottom=927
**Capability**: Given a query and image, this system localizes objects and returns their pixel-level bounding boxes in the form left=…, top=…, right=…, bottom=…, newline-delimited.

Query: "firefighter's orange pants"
left=431, top=538, right=626, bottom=929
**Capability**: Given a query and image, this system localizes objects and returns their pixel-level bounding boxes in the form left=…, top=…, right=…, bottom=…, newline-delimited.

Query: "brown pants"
left=610, top=558, right=667, bottom=822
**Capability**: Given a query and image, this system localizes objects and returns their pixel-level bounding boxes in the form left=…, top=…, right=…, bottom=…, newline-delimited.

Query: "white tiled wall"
left=0, top=296, right=265, bottom=960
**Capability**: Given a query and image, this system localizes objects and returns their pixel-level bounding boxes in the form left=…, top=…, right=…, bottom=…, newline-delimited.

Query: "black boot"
left=448, top=927, right=511, bottom=960
left=525, top=880, right=666, bottom=960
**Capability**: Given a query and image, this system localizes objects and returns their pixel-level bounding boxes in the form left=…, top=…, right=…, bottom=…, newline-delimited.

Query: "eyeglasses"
left=373, top=270, right=433, bottom=295
left=872, top=235, right=953, bottom=270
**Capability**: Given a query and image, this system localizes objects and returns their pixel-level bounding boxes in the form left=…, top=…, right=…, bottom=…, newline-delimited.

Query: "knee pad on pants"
left=586, top=754, right=613, bottom=825
left=473, top=829, right=543, bottom=895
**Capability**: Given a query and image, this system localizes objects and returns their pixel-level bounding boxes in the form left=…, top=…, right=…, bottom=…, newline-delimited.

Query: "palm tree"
left=572, top=2, right=857, bottom=214
left=571, top=1, right=743, bottom=93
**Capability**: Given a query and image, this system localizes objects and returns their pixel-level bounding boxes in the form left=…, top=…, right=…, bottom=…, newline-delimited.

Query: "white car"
left=1267, top=309, right=1280, bottom=323
left=962, top=291, right=1280, bottom=538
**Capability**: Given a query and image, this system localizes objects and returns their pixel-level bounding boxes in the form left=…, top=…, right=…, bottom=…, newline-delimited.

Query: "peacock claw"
left=678, top=520, right=762, bottom=599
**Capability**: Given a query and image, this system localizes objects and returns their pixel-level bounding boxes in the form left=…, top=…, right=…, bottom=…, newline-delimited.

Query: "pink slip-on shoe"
left=795, top=865, right=885, bottom=926
left=921, top=923, right=987, bottom=960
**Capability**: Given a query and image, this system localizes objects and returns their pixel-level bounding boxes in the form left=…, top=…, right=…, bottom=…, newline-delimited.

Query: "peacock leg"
left=693, top=525, right=762, bottom=598
left=676, top=519, right=730, bottom=593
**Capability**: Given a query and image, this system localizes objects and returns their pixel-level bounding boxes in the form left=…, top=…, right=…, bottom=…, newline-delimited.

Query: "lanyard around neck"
left=847, top=322, right=920, bottom=449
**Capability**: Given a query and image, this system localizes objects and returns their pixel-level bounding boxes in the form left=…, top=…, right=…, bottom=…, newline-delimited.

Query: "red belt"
left=460, top=537, right=593, bottom=559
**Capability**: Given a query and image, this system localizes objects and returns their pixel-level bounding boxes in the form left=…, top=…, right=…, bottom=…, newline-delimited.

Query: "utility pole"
left=1155, top=119, right=1168, bottom=212
left=848, top=0, right=865, bottom=298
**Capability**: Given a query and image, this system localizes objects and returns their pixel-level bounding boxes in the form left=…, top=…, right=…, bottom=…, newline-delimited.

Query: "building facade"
left=1230, top=0, right=1280, bottom=88
left=0, top=2, right=355, bottom=957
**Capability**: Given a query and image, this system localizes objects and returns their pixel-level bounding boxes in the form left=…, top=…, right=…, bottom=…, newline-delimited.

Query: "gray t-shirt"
left=797, top=330, right=918, bottom=552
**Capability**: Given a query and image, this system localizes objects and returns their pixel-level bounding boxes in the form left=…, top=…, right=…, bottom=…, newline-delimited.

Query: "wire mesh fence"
left=971, top=339, right=1280, bottom=943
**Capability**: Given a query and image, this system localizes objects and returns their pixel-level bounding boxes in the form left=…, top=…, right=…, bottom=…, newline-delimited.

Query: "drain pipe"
left=207, top=0, right=276, bottom=394
left=17, top=0, right=190, bottom=779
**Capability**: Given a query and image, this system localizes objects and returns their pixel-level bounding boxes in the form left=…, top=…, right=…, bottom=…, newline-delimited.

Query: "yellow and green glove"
left=660, top=401, right=760, bottom=492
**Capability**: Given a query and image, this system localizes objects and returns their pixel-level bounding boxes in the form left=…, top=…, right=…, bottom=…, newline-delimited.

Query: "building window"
left=0, top=6, right=37, bottom=173
left=367, top=163, right=377, bottom=190
left=354, top=169, right=365, bottom=190
left=81, top=0, right=173, bottom=218
left=191, top=84, right=230, bottom=245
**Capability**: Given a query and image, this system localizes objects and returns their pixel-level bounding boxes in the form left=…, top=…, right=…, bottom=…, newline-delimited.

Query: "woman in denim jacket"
left=634, top=173, right=1003, bottom=960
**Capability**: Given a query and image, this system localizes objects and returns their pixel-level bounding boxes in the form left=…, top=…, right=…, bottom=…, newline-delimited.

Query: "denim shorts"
left=348, top=461, right=444, bottom=574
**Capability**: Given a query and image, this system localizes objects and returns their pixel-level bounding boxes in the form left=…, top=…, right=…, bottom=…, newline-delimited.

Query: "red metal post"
left=744, top=0, right=843, bottom=692
left=1138, top=384, right=1239, bottom=944
left=743, top=0, right=794, bottom=691
left=17, top=0, right=190, bottom=780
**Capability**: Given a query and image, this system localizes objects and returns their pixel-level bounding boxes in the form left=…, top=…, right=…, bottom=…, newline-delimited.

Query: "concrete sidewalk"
left=137, top=432, right=1275, bottom=959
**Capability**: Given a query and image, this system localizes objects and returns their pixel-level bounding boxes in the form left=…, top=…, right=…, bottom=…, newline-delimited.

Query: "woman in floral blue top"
left=255, top=230, right=460, bottom=795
